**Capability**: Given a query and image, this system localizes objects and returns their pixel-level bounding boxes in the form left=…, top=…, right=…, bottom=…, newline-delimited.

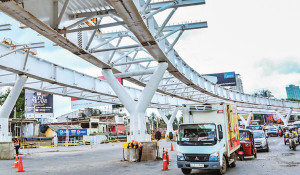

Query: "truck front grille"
left=184, top=154, right=210, bottom=162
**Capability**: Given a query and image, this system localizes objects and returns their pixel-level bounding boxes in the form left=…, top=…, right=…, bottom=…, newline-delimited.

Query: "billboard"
left=71, top=76, right=123, bottom=109
left=203, top=72, right=236, bottom=86
left=57, top=129, right=87, bottom=136
left=25, top=89, right=54, bottom=119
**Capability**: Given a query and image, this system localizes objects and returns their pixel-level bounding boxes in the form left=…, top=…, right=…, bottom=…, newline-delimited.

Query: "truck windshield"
left=178, top=124, right=217, bottom=146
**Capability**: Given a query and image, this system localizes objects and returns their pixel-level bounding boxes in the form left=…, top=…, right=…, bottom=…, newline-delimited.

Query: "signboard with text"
left=57, top=129, right=88, bottom=136
left=203, top=72, right=236, bottom=86
left=25, top=89, right=54, bottom=119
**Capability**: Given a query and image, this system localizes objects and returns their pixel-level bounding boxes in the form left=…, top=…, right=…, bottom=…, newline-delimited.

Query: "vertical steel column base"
left=103, top=63, right=168, bottom=141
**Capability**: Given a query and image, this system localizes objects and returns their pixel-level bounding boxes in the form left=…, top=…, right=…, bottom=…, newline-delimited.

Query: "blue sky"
left=1, top=0, right=300, bottom=117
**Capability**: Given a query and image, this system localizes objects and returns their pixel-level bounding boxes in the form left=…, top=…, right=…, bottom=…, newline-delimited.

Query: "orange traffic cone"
left=162, top=151, right=168, bottom=171
left=166, top=149, right=170, bottom=165
left=171, top=143, right=174, bottom=151
left=12, top=155, right=19, bottom=168
left=17, top=156, right=25, bottom=172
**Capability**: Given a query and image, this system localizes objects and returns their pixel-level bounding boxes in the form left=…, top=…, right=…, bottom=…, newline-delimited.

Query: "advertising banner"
left=25, top=89, right=54, bottom=118
left=57, top=129, right=88, bottom=136
left=203, top=72, right=236, bottom=86
left=226, top=105, right=240, bottom=152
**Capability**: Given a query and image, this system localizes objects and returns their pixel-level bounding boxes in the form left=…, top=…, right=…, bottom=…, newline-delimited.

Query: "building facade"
left=286, top=84, right=300, bottom=100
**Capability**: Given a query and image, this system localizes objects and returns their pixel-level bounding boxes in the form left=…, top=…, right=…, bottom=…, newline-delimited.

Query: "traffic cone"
left=12, top=155, right=19, bottom=168
left=162, top=151, right=168, bottom=171
left=166, top=149, right=170, bottom=165
left=16, top=156, right=25, bottom=172
left=171, top=143, right=174, bottom=151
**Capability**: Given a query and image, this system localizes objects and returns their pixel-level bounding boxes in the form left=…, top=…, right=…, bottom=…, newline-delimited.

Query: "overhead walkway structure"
left=0, top=0, right=300, bottom=142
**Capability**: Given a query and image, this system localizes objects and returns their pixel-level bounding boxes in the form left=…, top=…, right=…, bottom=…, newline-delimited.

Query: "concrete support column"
left=0, top=75, right=27, bottom=142
left=102, top=62, right=168, bottom=141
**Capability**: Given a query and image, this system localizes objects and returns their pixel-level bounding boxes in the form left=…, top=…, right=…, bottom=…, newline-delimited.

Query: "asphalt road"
left=0, top=137, right=299, bottom=175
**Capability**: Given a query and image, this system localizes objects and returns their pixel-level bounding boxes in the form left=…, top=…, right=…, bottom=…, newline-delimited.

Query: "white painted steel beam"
left=114, top=69, right=155, bottom=78
left=148, top=0, right=206, bottom=11
left=0, top=75, right=27, bottom=142
left=0, top=23, right=11, bottom=31
left=58, top=21, right=125, bottom=34
left=162, top=22, right=208, bottom=32
left=1, top=0, right=300, bottom=118
left=0, top=43, right=188, bottom=109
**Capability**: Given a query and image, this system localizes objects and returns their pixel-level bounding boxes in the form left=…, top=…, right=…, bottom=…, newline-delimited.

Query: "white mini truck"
left=177, top=103, right=240, bottom=175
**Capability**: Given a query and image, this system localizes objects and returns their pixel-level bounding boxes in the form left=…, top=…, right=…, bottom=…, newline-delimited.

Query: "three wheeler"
left=238, top=129, right=257, bottom=161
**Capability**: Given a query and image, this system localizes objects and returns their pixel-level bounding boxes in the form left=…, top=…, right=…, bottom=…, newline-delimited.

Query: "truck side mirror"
left=219, top=131, right=223, bottom=140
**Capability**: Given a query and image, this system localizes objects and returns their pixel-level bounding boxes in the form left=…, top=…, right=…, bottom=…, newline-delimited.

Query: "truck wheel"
left=230, top=153, right=237, bottom=168
left=181, top=168, right=192, bottom=175
left=218, top=156, right=227, bottom=175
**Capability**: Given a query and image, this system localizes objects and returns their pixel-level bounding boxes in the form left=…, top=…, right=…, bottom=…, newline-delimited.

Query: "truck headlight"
left=177, top=152, right=185, bottom=161
left=209, top=152, right=219, bottom=161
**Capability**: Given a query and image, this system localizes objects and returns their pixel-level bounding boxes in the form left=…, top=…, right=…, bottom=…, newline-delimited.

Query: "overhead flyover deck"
left=0, top=0, right=299, bottom=113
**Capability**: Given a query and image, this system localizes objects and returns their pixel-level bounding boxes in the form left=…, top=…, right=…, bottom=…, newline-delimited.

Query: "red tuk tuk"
left=238, top=129, right=257, bottom=161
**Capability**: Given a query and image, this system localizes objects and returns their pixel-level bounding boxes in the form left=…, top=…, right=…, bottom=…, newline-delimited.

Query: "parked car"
left=267, top=127, right=278, bottom=137
left=246, top=125, right=264, bottom=131
left=253, top=130, right=269, bottom=152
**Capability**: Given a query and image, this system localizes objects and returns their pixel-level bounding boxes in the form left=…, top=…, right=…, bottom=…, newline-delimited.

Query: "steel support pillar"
left=102, top=62, right=168, bottom=141
left=0, top=75, right=27, bottom=142
left=245, top=113, right=252, bottom=127
left=158, top=108, right=179, bottom=135
left=238, top=114, right=247, bottom=126
left=277, top=109, right=293, bottom=126
left=167, top=108, right=179, bottom=134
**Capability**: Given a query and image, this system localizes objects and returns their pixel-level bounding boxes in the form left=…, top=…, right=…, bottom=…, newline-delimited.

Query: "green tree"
left=0, top=89, right=25, bottom=118
left=179, top=116, right=183, bottom=124
left=254, top=89, right=273, bottom=97
left=287, top=98, right=300, bottom=102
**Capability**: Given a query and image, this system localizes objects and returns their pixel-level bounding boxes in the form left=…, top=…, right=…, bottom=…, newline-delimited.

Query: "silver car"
left=253, top=130, right=269, bottom=152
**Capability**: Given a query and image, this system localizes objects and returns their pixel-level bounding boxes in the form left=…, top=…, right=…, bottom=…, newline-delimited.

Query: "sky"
left=0, top=0, right=300, bottom=117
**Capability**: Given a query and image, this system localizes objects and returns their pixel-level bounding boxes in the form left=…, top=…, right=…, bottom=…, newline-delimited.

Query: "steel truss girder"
left=72, top=9, right=116, bottom=18
left=0, top=23, right=11, bottom=31
left=0, top=1, right=202, bottom=103
left=58, top=21, right=125, bottom=34
left=107, top=0, right=300, bottom=111
left=148, top=0, right=206, bottom=11
left=1, top=1, right=300, bottom=113
left=0, top=43, right=188, bottom=108
left=162, top=22, right=208, bottom=32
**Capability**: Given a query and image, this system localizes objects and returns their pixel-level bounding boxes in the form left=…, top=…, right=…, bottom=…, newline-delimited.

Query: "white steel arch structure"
left=0, top=0, right=300, bottom=141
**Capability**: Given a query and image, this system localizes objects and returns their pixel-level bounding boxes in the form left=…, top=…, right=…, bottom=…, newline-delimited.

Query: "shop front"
left=57, top=129, right=87, bottom=145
